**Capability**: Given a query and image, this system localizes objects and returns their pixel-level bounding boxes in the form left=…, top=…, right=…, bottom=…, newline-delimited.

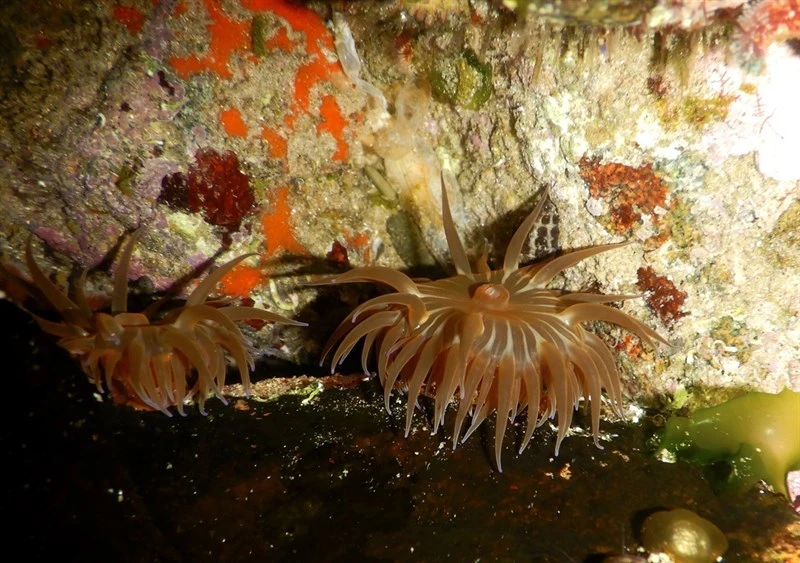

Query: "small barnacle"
left=267, top=277, right=300, bottom=311
left=311, top=176, right=667, bottom=470
left=16, top=231, right=304, bottom=415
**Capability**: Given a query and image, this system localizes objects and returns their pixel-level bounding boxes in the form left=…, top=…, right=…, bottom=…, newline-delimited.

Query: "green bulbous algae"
left=429, top=49, right=493, bottom=110
left=656, top=389, right=800, bottom=497
left=641, top=508, right=727, bottom=563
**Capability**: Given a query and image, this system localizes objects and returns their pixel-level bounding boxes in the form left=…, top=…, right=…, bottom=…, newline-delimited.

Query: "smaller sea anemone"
left=19, top=231, right=303, bottom=415
left=316, top=179, right=668, bottom=469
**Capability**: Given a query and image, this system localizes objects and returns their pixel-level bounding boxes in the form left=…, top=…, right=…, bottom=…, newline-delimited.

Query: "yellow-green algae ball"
left=429, top=49, right=493, bottom=110
left=657, top=389, right=800, bottom=497
left=641, top=508, right=728, bottom=563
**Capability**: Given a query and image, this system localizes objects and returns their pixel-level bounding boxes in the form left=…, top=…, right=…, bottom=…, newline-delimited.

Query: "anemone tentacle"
left=318, top=180, right=667, bottom=470
left=18, top=233, right=304, bottom=414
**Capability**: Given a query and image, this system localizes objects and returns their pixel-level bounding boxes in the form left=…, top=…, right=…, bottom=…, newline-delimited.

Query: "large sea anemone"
left=318, top=180, right=667, bottom=469
left=18, top=232, right=303, bottom=415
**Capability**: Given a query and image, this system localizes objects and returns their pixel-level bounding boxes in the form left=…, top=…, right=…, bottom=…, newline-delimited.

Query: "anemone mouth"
left=470, top=283, right=510, bottom=308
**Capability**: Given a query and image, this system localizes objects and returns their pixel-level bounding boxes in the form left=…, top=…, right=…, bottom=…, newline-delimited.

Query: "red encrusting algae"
left=344, top=230, right=373, bottom=264
left=242, top=0, right=335, bottom=59
left=169, top=0, right=252, bottom=79
left=261, top=186, right=306, bottom=258
left=615, top=333, right=644, bottom=358
left=220, top=107, right=249, bottom=137
left=112, top=1, right=188, bottom=36
left=112, top=4, right=147, bottom=35
left=284, top=57, right=338, bottom=128
left=218, top=185, right=308, bottom=300
left=326, top=231, right=374, bottom=270
left=326, top=241, right=350, bottom=268
left=220, top=264, right=264, bottom=298
left=318, top=95, right=349, bottom=162
left=159, top=163, right=308, bottom=299
left=158, top=0, right=368, bottom=299
left=169, top=0, right=352, bottom=167
left=263, top=25, right=293, bottom=52
left=261, top=127, right=288, bottom=160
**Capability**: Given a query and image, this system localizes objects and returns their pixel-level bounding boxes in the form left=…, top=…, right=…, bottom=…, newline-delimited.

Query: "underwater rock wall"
left=1, top=0, right=798, bottom=406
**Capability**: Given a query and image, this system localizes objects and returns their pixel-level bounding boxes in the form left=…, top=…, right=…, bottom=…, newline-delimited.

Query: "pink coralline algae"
left=159, top=149, right=256, bottom=236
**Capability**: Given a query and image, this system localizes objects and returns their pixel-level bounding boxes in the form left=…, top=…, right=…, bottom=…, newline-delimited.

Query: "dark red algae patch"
left=325, top=240, right=350, bottom=268
left=636, top=266, right=688, bottom=326
left=579, top=156, right=672, bottom=246
left=158, top=148, right=255, bottom=236
left=6, top=297, right=797, bottom=561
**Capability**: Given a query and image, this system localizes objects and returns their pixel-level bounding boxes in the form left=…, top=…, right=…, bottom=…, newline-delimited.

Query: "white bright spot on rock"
left=755, top=44, right=800, bottom=181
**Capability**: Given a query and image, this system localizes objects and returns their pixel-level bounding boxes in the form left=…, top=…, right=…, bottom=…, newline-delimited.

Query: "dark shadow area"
left=2, top=298, right=798, bottom=562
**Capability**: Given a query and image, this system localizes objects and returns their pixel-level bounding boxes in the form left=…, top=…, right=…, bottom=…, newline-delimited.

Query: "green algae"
left=251, top=15, right=269, bottom=57
left=680, top=94, right=734, bottom=126
left=666, top=198, right=698, bottom=250
left=656, top=389, right=800, bottom=497
left=667, top=384, right=691, bottom=410
left=429, top=49, right=493, bottom=110
left=656, top=93, right=734, bottom=131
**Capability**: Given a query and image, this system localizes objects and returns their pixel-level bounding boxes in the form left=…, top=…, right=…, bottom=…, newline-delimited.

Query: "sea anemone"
left=318, top=180, right=667, bottom=469
left=19, top=231, right=303, bottom=415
